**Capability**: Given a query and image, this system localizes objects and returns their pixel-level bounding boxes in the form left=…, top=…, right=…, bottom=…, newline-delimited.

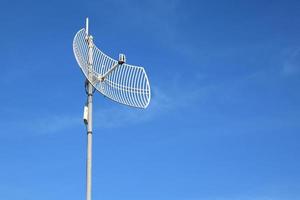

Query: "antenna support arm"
left=100, top=63, right=119, bottom=82
left=100, top=53, right=126, bottom=82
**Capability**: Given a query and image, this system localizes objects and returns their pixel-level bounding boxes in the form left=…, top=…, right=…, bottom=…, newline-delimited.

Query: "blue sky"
left=1, top=0, right=300, bottom=199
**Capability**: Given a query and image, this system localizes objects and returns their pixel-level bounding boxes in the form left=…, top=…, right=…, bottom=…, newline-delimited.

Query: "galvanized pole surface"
left=86, top=80, right=93, bottom=200
left=86, top=18, right=93, bottom=200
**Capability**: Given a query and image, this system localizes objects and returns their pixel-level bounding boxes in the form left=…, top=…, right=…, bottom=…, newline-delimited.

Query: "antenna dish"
left=73, top=28, right=151, bottom=108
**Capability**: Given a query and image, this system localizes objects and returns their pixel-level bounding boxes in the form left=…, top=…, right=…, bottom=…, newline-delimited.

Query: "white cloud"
left=282, top=48, right=300, bottom=76
left=0, top=113, right=81, bottom=137
left=87, top=70, right=216, bottom=130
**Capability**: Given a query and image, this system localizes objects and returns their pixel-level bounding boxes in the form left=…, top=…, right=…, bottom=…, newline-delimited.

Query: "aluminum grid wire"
left=73, top=29, right=151, bottom=108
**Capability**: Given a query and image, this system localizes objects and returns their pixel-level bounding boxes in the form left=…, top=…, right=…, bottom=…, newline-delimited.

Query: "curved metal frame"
left=73, top=28, right=151, bottom=108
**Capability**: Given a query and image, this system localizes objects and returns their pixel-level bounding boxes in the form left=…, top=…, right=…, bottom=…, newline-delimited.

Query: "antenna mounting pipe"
left=86, top=17, right=89, bottom=36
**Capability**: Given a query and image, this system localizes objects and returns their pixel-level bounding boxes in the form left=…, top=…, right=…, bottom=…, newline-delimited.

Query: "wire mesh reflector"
left=73, top=29, right=151, bottom=108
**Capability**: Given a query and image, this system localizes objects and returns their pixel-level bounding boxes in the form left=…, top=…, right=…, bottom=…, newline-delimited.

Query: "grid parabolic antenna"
left=73, top=28, right=151, bottom=108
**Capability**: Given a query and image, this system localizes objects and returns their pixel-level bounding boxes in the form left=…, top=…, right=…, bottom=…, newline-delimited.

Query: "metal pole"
left=86, top=80, right=93, bottom=200
left=86, top=21, right=93, bottom=200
